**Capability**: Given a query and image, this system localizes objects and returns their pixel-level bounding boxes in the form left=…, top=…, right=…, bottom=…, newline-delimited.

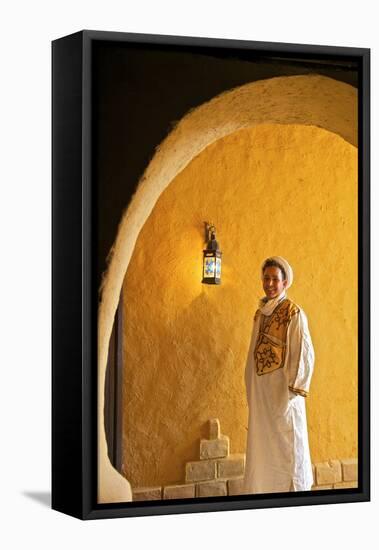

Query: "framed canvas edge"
left=52, top=30, right=370, bottom=521
left=52, top=31, right=85, bottom=520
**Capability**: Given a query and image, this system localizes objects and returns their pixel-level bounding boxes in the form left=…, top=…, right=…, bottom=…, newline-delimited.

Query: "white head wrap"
left=261, top=256, right=293, bottom=289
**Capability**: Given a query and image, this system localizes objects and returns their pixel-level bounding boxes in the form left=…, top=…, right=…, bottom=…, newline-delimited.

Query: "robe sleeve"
left=244, top=314, right=259, bottom=405
left=244, top=337, right=254, bottom=405
left=287, top=309, right=314, bottom=398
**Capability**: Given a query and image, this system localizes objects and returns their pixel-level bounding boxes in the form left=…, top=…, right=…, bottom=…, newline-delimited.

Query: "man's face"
left=262, top=266, right=287, bottom=300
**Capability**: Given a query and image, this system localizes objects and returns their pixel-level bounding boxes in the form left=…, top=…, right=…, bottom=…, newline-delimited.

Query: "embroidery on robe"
left=254, top=299, right=299, bottom=376
left=288, top=385, right=308, bottom=397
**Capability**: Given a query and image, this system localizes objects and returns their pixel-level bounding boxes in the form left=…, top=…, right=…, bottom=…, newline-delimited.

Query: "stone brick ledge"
left=209, top=418, right=221, bottom=439
left=333, top=480, right=359, bottom=489
left=131, top=417, right=358, bottom=500
left=314, top=459, right=342, bottom=485
left=185, top=458, right=217, bottom=482
left=196, top=480, right=227, bottom=497
left=163, top=483, right=195, bottom=499
left=312, top=458, right=358, bottom=490
left=185, top=453, right=246, bottom=482
left=132, top=486, right=162, bottom=501
left=217, top=453, right=245, bottom=479
left=200, top=434, right=230, bottom=460
left=341, top=458, right=358, bottom=482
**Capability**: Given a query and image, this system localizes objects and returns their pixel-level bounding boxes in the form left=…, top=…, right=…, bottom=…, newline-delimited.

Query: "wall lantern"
left=202, top=223, right=222, bottom=285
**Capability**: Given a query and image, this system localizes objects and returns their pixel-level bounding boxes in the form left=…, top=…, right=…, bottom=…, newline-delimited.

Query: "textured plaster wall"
left=97, top=75, right=357, bottom=502
left=121, top=123, right=357, bottom=488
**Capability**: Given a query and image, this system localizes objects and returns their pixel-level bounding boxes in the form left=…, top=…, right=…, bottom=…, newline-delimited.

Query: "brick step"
left=185, top=453, right=245, bottom=482
left=131, top=418, right=358, bottom=501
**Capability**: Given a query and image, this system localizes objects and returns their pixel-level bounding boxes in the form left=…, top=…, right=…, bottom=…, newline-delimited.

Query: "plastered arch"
left=97, top=74, right=357, bottom=503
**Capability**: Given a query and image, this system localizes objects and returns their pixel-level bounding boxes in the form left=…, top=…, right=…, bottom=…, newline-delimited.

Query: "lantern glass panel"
left=204, top=255, right=216, bottom=278
left=216, top=257, right=221, bottom=278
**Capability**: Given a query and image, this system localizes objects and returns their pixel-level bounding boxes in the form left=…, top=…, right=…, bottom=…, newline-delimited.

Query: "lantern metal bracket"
left=204, top=222, right=216, bottom=244
left=202, top=221, right=222, bottom=285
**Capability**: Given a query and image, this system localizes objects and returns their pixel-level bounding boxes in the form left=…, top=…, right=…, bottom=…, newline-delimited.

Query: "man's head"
left=261, top=257, right=293, bottom=300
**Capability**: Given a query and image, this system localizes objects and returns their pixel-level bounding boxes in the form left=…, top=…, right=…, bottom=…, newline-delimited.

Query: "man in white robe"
left=243, top=256, right=315, bottom=494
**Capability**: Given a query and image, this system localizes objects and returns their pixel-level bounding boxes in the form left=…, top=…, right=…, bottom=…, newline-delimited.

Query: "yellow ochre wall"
left=120, top=123, right=357, bottom=488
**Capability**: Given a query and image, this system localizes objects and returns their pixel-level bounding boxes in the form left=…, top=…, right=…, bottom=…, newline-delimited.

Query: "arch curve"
left=97, top=74, right=357, bottom=502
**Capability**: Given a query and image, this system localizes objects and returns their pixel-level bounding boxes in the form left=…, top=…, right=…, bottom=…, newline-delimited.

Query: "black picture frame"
left=52, top=30, right=370, bottom=520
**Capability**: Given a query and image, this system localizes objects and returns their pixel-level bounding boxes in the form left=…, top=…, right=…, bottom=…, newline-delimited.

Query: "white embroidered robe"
left=243, top=293, right=315, bottom=494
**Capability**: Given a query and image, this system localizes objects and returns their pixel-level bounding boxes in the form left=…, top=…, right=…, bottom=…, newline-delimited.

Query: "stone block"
left=196, top=480, right=227, bottom=497
left=217, top=453, right=245, bottom=479
left=200, top=435, right=230, bottom=459
left=315, top=460, right=341, bottom=485
left=132, top=487, right=162, bottom=501
left=228, top=477, right=245, bottom=496
left=341, top=458, right=358, bottom=481
left=209, top=418, right=221, bottom=440
left=312, top=485, right=333, bottom=491
left=163, top=484, right=195, bottom=499
left=185, top=459, right=217, bottom=482
left=329, top=459, right=342, bottom=482
left=333, top=481, right=359, bottom=489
